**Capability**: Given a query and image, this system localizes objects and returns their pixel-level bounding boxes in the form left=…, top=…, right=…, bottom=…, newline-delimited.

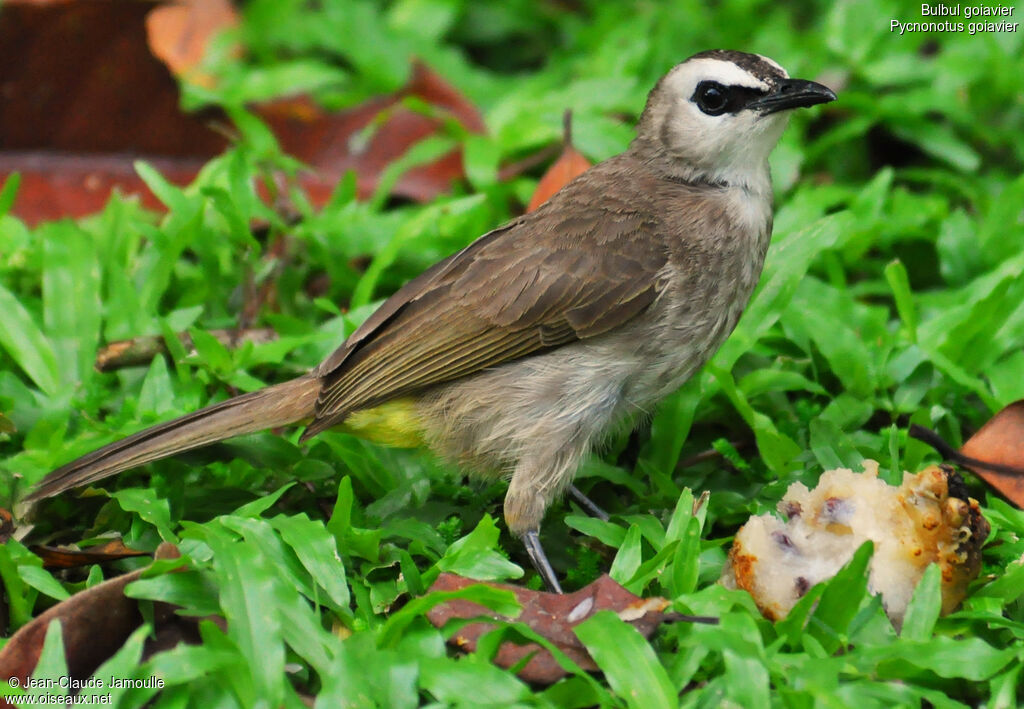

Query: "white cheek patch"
left=663, top=97, right=788, bottom=181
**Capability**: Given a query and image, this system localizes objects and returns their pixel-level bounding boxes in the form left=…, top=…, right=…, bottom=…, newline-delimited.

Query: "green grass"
left=2, top=0, right=1024, bottom=706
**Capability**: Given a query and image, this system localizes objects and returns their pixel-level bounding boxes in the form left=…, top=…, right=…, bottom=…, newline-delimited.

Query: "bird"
left=26, top=50, right=835, bottom=592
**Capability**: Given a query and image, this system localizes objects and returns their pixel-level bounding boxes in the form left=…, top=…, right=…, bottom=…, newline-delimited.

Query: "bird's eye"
left=694, top=81, right=729, bottom=116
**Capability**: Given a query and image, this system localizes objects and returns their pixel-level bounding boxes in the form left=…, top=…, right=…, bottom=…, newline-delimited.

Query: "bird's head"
left=633, top=50, right=836, bottom=188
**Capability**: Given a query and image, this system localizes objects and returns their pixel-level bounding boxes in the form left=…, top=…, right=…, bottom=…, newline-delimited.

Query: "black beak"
left=750, top=78, right=836, bottom=115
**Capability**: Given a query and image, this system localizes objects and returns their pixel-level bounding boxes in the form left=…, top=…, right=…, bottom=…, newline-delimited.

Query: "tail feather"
left=26, top=375, right=321, bottom=501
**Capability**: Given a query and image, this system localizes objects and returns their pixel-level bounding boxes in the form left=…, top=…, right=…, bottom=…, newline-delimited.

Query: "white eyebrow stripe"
left=686, top=58, right=771, bottom=91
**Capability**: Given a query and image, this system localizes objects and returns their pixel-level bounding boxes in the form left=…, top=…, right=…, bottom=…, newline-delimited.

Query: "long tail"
left=26, top=375, right=321, bottom=501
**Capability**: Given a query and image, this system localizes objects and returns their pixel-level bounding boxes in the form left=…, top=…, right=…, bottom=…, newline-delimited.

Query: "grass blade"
left=0, top=283, right=59, bottom=396
left=574, top=610, right=676, bottom=709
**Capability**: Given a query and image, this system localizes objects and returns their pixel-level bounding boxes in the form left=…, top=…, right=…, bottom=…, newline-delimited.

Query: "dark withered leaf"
left=960, top=400, right=1024, bottom=508
left=30, top=539, right=149, bottom=570
left=425, top=572, right=710, bottom=684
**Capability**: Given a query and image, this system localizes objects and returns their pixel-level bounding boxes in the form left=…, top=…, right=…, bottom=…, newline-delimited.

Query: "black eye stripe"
left=692, top=80, right=770, bottom=116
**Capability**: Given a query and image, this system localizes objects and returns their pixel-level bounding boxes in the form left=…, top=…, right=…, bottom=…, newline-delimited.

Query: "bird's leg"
left=505, top=445, right=587, bottom=593
left=506, top=481, right=565, bottom=593
left=568, top=484, right=609, bottom=521
left=523, top=529, right=563, bottom=594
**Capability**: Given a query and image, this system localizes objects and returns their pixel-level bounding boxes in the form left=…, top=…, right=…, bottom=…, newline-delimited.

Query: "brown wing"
left=302, top=158, right=669, bottom=439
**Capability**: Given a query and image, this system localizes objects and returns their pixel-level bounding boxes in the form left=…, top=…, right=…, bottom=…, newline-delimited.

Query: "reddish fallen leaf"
left=0, top=3, right=483, bottom=224
left=0, top=543, right=181, bottom=684
left=30, top=539, right=148, bottom=570
left=260, top=61, right=486, bottom=204
left=145, top=0, right=240, bottom=88
left=426, top=572, right=711, bottom=685
left=526, top=111, right=592, bottom=213
left=0, top=1, right=228, bottom=224
left=960, top=401, right=1024, bottom=507
left=0, top=153, right=210, bottom=226
left=0, top=1, right=228, bottom=157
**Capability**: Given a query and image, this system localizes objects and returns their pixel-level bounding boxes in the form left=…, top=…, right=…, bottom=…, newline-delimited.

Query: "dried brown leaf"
left=526, top=111, right=591, bottom=213
left=1, top=2, right=483, bottom=222
left=0, top=543, right=182, bottom=685
left=0, top=2, right=227, bottom=157
left=30, top=539, right=149, bottom=570
left=0, top=154, right=209, bottom=226
left=0, top=1, right=227, bottom=224
left=426, top=573, right=691, bottom=685
left=259, top=61, right=485, bottom=203
left=145, top=0, right=240, bottom=88
left=960, top=400, right=1024, bottom=508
